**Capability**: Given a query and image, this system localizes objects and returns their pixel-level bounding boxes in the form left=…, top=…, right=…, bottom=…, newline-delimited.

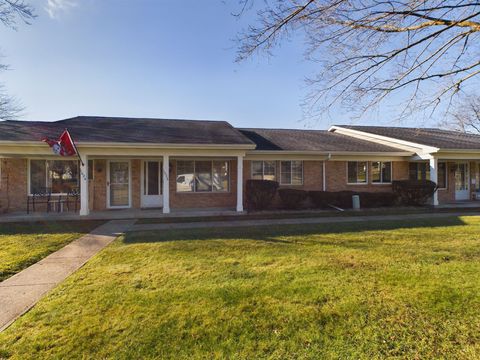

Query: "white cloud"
left=44, top=0, right=78, bottom=19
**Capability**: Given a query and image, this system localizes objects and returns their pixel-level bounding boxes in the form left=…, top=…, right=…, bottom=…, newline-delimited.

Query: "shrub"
left=392, top=180, right=438, bottom=206
left=278, top=188, right=308, bottom=209
left=245, top=180, right=279, bottom=211
left=360, top=192, right=397, bottom=208
left=309, top=191, right=397, bottom=209
left=309, top=191, right=357, bottom=209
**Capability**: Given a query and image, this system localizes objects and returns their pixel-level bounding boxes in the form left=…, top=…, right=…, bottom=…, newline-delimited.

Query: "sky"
left=0, top=0, right=442, bottom=129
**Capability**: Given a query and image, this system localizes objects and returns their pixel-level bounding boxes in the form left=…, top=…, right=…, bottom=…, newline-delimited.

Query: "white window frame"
left=279, top=160, right=303, bottom=186
left=251, top=160, right=276, bottom=181
left=371, top=161, right=392, bottom=184
left=346, top=161, right=368, bottom=185
left=175, top=159, right=230, bottom=193
left=28, top=158, right=80, bottom=196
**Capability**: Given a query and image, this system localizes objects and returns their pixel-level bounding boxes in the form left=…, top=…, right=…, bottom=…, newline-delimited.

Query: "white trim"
left=141, top=159, right=163, bottom=208
left=237, top=156, right=244, bottom=212
left=279, top=160, right=304, bottom=186
left=346, top=161, right=368, bottom=185
left=162, top=155, right=170, bottom=213
left=454, top=161, right=470, bottom=201
left=79, top=154, right=89, bottom=215
left=106, top=159, right=132, bottom=209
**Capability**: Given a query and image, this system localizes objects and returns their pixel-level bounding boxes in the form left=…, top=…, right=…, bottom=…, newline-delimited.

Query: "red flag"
left=42, top=130, right=77, bottom=157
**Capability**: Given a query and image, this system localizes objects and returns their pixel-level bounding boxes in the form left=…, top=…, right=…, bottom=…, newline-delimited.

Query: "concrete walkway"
left=0, top=219, right=135, bottom=332
left=131, top=211, right=480, bottom=232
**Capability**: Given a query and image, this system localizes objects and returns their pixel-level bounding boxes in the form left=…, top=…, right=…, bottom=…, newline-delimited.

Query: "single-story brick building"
left=1, top=116, right=480, bottom=215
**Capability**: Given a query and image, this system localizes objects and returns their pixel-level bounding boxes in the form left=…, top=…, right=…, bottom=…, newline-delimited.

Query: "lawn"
left=0, top=221, right=104, bottom=281
left=1, top=216, right=480, bottom=359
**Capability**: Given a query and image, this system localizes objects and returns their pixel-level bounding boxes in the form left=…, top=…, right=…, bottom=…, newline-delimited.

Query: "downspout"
left=323, top=153, right=331, bottom=191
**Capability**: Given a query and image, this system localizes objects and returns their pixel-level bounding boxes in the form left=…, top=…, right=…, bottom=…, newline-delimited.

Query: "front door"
left=108, top=161, right=130, bottom=208
left=141, top=160, right=163, bottom=208
left=454, top=162, right=469, bottom=201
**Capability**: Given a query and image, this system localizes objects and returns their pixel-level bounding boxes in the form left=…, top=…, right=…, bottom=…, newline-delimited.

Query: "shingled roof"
left=0, top=116, right=254, bottom=146
left=337, top=125, right=480, bottom=150
left=239, top=128, right=408, bottom=153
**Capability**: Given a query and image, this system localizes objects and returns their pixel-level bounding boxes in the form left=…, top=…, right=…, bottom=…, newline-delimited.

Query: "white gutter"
left=246, top=150, right=413, bottom=156
left=323, top=153, right=331, bottom=191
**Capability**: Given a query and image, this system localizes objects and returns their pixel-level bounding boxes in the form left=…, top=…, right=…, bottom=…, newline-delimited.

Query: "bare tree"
left=236, top=1, right=480, bottom=121
left=0, top=0, right=35, bottom=120
left=442, top=96, right=480, bottom=133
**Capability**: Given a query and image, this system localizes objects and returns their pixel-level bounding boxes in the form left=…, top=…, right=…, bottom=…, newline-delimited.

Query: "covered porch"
left=0, top=144, right=248, bottom=216
left=423, top=155, right=480, bottom=206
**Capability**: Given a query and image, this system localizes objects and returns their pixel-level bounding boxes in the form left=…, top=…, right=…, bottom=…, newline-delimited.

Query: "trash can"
left=352, top=195, right=360, bottom=210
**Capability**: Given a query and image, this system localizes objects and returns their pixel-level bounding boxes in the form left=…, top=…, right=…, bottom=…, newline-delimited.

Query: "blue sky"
left=0, top=0, right=437, bottom=129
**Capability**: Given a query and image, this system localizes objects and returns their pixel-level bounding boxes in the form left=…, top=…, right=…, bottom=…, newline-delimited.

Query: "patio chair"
left=27, top=187, right=54, bottom=214
left=66, top=187, right=80, bottom=212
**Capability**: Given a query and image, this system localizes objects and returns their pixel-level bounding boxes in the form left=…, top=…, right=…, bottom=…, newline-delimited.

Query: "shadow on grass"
left=0, top=220, right=105, bottom=236
left=123, top=216, right=467, bottom=245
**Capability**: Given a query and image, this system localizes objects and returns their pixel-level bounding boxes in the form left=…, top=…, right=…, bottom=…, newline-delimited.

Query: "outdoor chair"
left=27, top=187, right=55, bottom=214
left=66, top=187, right=80, bottom=212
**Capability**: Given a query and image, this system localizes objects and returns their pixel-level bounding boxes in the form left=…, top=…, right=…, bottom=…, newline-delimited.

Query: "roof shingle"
left=338, top=125, right=480, bottom=150
left=0, top=116, right=254, bottom=146
left=239, top=128, right=407, bottom=153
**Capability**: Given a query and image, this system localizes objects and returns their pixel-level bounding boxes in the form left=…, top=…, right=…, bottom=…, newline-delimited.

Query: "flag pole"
left=66, top=128, right=84, bottom=167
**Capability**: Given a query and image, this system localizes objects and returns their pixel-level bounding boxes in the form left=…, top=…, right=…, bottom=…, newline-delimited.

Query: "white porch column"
left=79, top=154, right=89, bottom=216
left=162, top=155, right=170, bottom=214
left=430, top=156, right=439, bottom=206
left=236, top=155, right=244, bottom=212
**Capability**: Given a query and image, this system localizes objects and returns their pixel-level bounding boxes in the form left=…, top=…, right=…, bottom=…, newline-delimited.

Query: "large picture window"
left=409, top=162, right=446, bottom=189
left=176, top=160, right=229, bottom=193
left=347, top=161, right=367, bottom=184
left=30, top=159, right=79, bottom=194
left=280, top=161, right=303, bottom=185
left=371, top=161, right=392, bottom=183
left=251, top=161, right=276, bottom=181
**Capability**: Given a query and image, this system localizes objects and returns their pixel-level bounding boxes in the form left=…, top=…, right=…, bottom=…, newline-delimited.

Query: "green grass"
left=1, top=216, right=480, bottom=359
left=0, top=221, right=104, bottom=281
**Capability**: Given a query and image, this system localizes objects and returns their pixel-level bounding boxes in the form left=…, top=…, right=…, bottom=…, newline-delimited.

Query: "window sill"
left=346, top=183, right=368, bottom=185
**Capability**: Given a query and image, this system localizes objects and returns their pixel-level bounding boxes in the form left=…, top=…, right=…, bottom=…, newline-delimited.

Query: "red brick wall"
left=438, top=162, right=455, bottom=203
left=325, top=161, right=409, bottom=192
left=0, top=159, right=28, bottom=213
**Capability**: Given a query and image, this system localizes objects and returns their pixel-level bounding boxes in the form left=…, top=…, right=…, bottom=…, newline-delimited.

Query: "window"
left=30, top=159, right=79, bottom=194
left=280, top=161, right=303, bottom=185
left=251, top=161, right=276, bottom=181
left=371, top=162, right=392, bottom=183
left=409, top=162, right=447, bottom=188
left=176, top=160, right=229, bottom=193
left=347, top=161, right=367, bottom=184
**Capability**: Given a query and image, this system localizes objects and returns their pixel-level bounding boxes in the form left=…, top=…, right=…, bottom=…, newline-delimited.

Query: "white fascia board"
left=329, top=126, right=439, bottom=154
left=245, top=150, right=412, bottom=161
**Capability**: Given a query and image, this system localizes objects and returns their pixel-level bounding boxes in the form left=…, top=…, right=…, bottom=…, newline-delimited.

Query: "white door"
left=107, top=161, right=131, bottom=208
left=141, top=160, right=163, bottom=208
left=454, top=162, right=469, bottom=201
